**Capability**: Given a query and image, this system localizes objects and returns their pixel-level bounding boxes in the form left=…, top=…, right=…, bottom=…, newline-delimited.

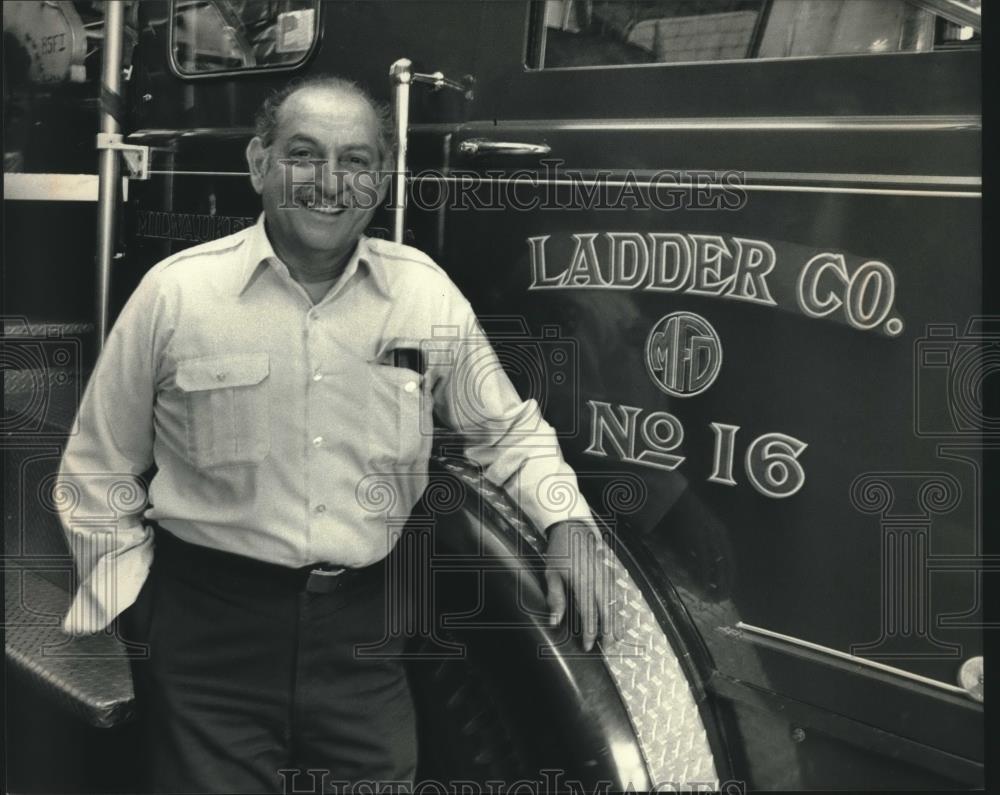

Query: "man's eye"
left=343, top=155, right=370, bottom=167
left=290, top=150, right=313, bottom=159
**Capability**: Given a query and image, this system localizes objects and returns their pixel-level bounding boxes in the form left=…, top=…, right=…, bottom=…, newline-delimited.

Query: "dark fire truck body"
left=3, top=0, right=984, bottom=790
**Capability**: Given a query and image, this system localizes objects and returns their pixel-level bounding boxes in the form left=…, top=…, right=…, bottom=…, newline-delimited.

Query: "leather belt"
left=150, top=523, right=387, bottom=596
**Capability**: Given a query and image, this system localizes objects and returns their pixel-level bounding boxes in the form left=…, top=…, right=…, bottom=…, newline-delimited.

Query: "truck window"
left=171, top=0, right=319, bottom=76
left=530, top=0, right=980, bottom=68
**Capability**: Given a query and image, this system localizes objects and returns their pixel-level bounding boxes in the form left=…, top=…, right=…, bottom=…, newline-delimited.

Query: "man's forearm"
left=461, top=405, right=594, bottom=536
left=56, top=268, right=161, bottom=633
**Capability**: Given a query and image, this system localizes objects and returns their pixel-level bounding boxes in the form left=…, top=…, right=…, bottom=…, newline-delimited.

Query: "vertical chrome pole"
left=95, top=0, right=126, bottom=348
left=389, top=58, right=412, bottom=245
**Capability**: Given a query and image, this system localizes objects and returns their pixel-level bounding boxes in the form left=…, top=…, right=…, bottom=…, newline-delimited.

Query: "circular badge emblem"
left=645, top=312, right=722, bottom=397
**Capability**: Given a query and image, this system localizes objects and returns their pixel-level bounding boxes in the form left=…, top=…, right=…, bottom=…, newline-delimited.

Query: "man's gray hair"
left=253, top=75, right=395, bottom=167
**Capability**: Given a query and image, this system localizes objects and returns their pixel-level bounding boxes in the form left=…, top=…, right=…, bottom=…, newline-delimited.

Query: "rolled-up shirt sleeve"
left=430, top=297, right=595, bottom=536
left=56, top=268, right=167, bottom=635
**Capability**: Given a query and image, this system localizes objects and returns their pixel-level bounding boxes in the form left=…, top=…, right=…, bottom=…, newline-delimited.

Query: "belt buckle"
left=306, top=564, right=345, bottom=594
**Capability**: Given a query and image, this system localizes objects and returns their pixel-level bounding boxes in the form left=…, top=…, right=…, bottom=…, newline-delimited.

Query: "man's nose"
left=320, top=167, right=353, bottom=197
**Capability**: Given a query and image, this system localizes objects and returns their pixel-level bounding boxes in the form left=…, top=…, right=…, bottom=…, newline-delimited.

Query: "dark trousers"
left=124, top=528, right=417, bottom=794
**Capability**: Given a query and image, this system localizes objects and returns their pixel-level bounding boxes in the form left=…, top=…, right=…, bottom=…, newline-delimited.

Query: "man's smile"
left=305, top=203, right=346, bottom=216
left=294, top=195, right=349, bottom=216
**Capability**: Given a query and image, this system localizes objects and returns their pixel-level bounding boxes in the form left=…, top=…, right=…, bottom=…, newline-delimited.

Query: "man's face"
left=247, top=87, right=386, bottom=263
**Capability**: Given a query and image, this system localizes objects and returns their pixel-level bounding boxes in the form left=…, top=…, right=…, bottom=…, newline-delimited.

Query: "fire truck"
left=3, top=0, right=985, bottom=790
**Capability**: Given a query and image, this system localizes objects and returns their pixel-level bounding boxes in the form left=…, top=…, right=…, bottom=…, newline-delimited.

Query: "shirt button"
left=403, top=380, right=417, bottom=393
left=312, top=436, right=324, bottom=447
left=315, top=504, right=326, bottom=514
left=308, top=310, right=318, bottom=321
left=312, top=370, right=323, bottom=382
left=215, top=372, right=226, bottom=381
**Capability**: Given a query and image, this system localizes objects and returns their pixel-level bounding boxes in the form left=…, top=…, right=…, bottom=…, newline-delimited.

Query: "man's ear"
left=246, top=137, right=269, bottom=194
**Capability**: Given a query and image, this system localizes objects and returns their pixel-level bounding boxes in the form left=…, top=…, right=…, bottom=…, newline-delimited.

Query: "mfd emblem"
left=645, top=312, right=722, bottom=396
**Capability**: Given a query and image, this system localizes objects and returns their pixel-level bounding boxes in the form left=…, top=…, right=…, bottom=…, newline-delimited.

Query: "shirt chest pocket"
left=366, top=364, right=432, bottom=467
left=175, top=353, right=271, bottom=468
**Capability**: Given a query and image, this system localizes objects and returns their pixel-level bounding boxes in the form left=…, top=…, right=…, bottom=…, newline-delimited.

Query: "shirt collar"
left=237, top=213, right=391, bottom=299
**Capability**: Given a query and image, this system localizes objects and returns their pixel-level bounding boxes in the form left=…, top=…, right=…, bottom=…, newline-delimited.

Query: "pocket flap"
left=176, top=353, right=270, bottom=392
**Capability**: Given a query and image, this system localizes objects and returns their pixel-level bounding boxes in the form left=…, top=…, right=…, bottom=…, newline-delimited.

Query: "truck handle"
left=457, top=139, right=552, bottom=157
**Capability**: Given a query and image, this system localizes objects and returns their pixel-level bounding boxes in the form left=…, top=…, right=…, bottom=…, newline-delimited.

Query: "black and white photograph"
left=2, top=1, right=989, bottom=792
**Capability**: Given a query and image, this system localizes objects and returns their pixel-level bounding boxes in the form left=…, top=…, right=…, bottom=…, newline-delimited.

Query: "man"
left=56, top=75, right=610, bottom=793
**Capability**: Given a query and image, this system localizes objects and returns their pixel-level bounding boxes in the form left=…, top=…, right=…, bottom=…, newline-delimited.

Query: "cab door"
left=412, top=0, right=984, bottom=788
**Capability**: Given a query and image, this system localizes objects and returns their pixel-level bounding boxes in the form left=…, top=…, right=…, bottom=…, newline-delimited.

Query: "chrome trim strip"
left=734, top=184, right=977, bottom=198
left=129, top=128, right=253, bottom=139
left=130, top=114, right=981, bottom=140
left=409, top=175, right=980, bottom=198
left=148, top=170, right=249, bottom=176
left=734, top=622, right=970, bottom=697
left=4, top=173, right=100, bottom=202
left=528, top=47, right=979, bottom=73
left=739, top=171, right=979, bottom=187
left=486, top=115, right=981, bottom=132
left=448, top=170, right=980, bottom=188
left=144, top=172, right=981, bottom=197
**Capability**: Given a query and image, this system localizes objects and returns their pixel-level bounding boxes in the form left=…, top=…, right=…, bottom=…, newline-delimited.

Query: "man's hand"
left=544, top=518, right=614, bottom=651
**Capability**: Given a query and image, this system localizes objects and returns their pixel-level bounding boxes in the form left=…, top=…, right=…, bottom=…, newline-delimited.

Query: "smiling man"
left=56, top=75, right=609, bottom=794
left=247, top=82, right=386, bottom=297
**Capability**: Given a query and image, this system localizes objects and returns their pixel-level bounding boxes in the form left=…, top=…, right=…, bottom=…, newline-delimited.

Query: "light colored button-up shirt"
left=57, top=215, right=592, bottom=634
